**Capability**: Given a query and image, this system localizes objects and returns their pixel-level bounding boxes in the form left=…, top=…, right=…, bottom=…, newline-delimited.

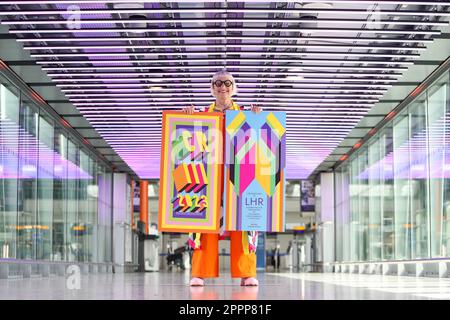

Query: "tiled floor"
left=1, top=271, right=450, bottom=300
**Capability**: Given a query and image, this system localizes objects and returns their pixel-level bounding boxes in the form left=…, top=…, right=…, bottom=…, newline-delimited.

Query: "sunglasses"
left=212, top=80, right=233, bottom=88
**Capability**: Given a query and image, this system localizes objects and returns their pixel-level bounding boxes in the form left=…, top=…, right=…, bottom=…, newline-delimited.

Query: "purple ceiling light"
left=1, top=119, right=92, bottom=180
left=0, top=0, right=445, bottom=179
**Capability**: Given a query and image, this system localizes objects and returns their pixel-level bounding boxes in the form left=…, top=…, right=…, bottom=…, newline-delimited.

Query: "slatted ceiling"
left=0, top=1, right=448, bottom=179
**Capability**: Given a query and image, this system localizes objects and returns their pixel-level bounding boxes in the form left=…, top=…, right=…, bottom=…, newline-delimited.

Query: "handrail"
left=0, top=258, right=115, bottom=266
left=331, top=257, right=450, bottom=265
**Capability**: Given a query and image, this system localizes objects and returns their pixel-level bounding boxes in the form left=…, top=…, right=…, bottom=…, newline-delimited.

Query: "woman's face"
left=212, top=75, right=234, bottom=100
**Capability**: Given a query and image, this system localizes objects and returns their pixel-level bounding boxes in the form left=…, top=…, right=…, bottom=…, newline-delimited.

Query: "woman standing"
left=183, top=70, right=261, bottom=287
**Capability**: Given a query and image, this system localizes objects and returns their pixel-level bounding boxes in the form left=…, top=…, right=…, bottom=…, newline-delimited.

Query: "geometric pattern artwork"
left=158, top=111, right=223, bottom=233
left=224, top=111, right=286, bottom=232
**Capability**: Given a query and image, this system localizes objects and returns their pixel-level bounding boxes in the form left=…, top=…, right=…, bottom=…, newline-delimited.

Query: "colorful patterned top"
left=188, top=100, right=259, bottom=254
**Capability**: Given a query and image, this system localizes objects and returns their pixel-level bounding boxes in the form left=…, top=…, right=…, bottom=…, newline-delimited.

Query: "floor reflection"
left=231, top=286, right=259, bottom=300
left=189, top=286, right=218, bottom=300
left=189, top=285, right=259, bottom=300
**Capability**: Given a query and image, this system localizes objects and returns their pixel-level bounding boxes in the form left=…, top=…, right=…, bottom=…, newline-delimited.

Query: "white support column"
left=112, top=173, right=132, bottom=273
left=318, top=172, right=335, bottom=271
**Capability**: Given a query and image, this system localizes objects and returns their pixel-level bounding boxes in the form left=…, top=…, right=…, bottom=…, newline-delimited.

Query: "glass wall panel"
left=17, top=98, right=39, bottom=260
left=78, top=150, right=89, bottom=262
left=0, top=82, right=20, bottom=259
left=97, top=164, right=107, bottom=263
left=88, top=156, right=98, bottom=263
left=341, top=165, right=350, bottom=262
left=349, top=157, right=359, bottom=261
left=67, top=138, right=79, bottom=261
left=335, top=69, right=450, bottom=263
left=358, top=147, right=369, bottom=261
left=98, top=165, right=113, bottom=263
left=335, top=167, right=343, bottom=262
left=368, top=139, right=382, bottom=261
left=53, top=129, right=67, bottom=261
left=409, top=97, right=430, bottom=259
left=380, top=124, right=395, bottom=260
left=393, top=110, right=412, bottom=260
left=428, top=74, right=449, bottom=257
left=98, top=165, right=112, bottom=263
left=335, top=164, right=350, bottom=262
left=36, top=113, right=54, bottom=260
left=0, top=71, right=114, bottom=265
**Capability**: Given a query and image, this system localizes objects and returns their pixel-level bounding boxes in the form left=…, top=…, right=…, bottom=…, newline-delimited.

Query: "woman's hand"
left=182, top=105, right=196, bottom=115
left=250, top=104, right=262, bottom=114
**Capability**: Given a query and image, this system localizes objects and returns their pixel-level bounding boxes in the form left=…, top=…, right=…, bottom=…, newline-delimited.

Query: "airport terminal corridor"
left=2, top=1, right=450, bottom=303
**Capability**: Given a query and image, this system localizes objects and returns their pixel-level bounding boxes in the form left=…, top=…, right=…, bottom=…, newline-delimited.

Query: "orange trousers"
left=191, top=231, right=256, bottom=279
